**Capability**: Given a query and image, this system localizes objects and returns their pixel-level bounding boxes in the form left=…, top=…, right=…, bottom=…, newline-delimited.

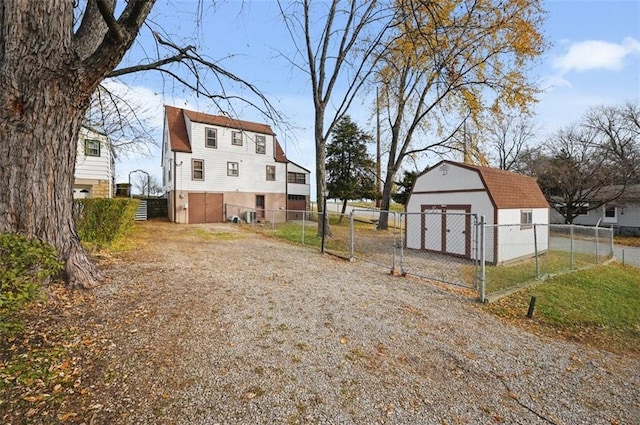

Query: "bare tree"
left=276, top=0, right=397, bottom=236
left=484, top=112, right=537, bottom=171
left=537, top=102, right=640, bottom=223
left=374, top=0, right=546, bottom=229
left=86, top=82, right=159, bottom=159
left=584, top=102, right=640, bottom=182
left=0, top=1, right=278, bottom=288
left=133, top=173, right=163, bottom=197
left=538, top=126, right=629, bottom=223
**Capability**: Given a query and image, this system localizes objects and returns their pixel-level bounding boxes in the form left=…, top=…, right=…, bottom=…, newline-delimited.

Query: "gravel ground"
left=83, top=221, right=638, bottom=424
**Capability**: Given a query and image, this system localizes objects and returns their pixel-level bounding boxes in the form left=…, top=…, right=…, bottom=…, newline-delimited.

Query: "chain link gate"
left=399, top=211, right=480, bottom=289
left=348, top=209, right=480, bottom=290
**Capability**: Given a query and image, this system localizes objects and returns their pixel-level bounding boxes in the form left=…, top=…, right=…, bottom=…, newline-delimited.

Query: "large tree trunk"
left=0, top=1, right=154, bottom=288
left=314, top=109, right=332, bottom=238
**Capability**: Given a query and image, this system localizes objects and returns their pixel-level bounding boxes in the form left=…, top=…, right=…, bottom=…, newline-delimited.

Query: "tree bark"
left=0, top=1, right=154, bottom=288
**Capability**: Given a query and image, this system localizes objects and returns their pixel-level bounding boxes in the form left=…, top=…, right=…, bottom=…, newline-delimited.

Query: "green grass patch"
left=249, top=220, right=353, bottom=254
left=486, top=263, right=640, bottom=355
left=479, top=251, right=601, bottom=294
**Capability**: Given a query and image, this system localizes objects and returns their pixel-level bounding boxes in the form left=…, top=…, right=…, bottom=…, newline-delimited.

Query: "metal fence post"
left=533, top=224, right=539, bottom=278
left=570, top=225, right=575, bottom=270
left=392, top=212, right=397, bottom=274
left=480, top=215, right=486, bottom=302
left=349, top=211, right=355, bottom=260
left=595, top=225, right=600, bottom=263
left=609, top=226, right=614, bottom=259
left=299, top=209, right=304, bottom=245
left=473, top=214, right=479, bottom=290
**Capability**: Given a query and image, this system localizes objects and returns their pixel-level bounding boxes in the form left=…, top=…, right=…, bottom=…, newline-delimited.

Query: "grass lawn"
left=481, top=251, right=599, bottom=294
left=615, top=235, right=640, bottom=247
left=485, top=263, right=640, bottom=356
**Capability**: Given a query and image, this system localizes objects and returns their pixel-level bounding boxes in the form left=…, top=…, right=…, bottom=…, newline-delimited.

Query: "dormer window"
left=232, top=131, right=243, bottom=146
left=205, top=128, right=217, bottom=148
left=256, top=135, right=266, bottom=154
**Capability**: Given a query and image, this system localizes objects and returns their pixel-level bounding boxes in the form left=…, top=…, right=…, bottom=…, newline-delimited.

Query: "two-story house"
left=73, top=126, right=114, bottom=199
left=162, top=105, right=310, bottom=224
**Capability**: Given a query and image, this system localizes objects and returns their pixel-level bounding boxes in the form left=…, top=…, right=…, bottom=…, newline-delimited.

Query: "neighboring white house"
left=555, top=184, right=640, bottom=236
left=406, top=160, right=549, bottom=264
left=74, top=126, right=113, bottom=199
left=162, top=105, right=310, bottom=224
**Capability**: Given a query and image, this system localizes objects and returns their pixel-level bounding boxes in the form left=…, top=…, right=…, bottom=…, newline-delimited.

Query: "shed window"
left=520, top=210, right=533, bottom=229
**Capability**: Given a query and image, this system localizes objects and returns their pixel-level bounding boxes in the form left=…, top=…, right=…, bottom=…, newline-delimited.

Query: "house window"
left=192, top=159, right=204, bottom=180
left=266, top=165, right=276, bottom=181
left=84, top=139, right=100, bottom=157
left=227, top=162, right=239, bottom=177
left=520, top=210, right=533, bottom=229
left=288, top=172, right=306, bottom=184
left=205, top=128, right=217, bottom=148
left=232, top=131, right=243, bottom=146
left=605, top=206, right=616, bottom=218
left=256, top=135, right=266, bottom=154
left=288, top=194, right=306, bottom=200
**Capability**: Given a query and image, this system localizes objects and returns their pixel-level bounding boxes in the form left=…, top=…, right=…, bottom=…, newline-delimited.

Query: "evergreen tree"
left=326, top=116, right=378, bottom=222
left=391, top=170, right=418, bottom=205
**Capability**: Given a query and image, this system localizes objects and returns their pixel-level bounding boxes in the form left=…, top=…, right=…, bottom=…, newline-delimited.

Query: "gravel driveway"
left=85, top=221, right=638, bottom=424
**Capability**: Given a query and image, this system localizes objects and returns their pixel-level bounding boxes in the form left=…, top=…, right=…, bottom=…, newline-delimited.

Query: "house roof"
left=585, top=184, right=640, bottom=203
left=164, top=105, right=287, bottom=162
left=287, top=160, right=311, bottom=174
left=434, top=160, right=549, bottom=209
left=165, top=105, right=192, bottom=153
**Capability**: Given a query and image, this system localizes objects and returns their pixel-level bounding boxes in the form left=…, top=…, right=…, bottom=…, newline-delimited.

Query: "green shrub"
left=75, top=198, right=140, bottom=245
left=0, top=233, right=62, bottom=334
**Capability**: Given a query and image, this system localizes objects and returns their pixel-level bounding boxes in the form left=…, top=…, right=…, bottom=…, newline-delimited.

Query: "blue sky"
left=113, top=0, right=640, bottom=194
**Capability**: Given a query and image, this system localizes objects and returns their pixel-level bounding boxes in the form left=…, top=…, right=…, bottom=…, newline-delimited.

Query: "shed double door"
left=421, top=205, right=471, bottom=258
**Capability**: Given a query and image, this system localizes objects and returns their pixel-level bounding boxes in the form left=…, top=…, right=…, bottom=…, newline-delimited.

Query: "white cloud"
left=553, top=37, right=640, bottom=74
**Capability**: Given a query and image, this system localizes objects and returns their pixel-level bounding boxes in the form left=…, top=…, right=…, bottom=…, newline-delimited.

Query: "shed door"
left=422, top=208, right=442, bottom=251
left=445, top=210, right=468, bottom=256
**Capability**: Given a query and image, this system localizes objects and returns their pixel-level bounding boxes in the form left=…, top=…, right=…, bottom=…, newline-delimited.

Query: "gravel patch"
left=85, top=222, right=639, bottom=424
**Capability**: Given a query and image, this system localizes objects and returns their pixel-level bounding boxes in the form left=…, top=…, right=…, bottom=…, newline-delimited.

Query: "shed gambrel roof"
left=164, top=105, right=287, bottom=162
left=433, top=161, right=549, bottom=209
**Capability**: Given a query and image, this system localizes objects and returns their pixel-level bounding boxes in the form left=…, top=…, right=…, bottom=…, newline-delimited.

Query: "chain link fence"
left=399, top=211, right=479, bottom=288
left=234, top=204, right=615, bottom=302
left=480, top=223, right=614, bottom=301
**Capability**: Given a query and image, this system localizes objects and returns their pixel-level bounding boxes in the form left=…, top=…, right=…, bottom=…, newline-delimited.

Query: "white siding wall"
left=75, top=128, right=111, bottom=181
left=495, top=208, right=549, bottom=264
left=177, top=121, right=286, bottom=194
left=412, top=164, right=485, bottom=192
left=287, top=162, right=310, bottom=197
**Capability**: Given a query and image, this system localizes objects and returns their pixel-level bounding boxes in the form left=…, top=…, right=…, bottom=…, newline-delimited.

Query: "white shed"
left=406, top=161, right=550, bottom=264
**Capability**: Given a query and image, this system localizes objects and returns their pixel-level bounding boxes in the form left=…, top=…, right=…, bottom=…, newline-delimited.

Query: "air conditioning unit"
left=244, top=210, right=256, bottom=223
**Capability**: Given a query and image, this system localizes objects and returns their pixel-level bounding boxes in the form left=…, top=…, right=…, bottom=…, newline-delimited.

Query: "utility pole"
left=376, top=87, right=381, bottom=208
